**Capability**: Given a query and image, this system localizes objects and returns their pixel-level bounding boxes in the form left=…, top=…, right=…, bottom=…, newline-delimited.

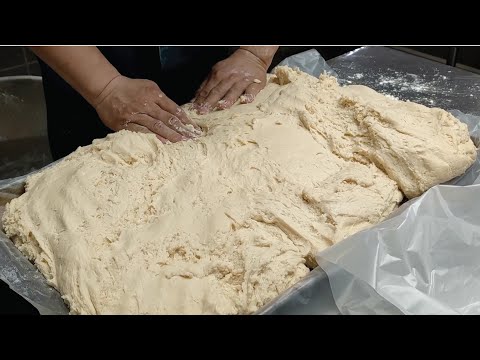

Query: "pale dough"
left=2, top=67, right=476, bottom=314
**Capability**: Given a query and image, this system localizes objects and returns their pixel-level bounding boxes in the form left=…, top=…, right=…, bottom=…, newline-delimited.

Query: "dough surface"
left=2, top=67, right=476, bottom=314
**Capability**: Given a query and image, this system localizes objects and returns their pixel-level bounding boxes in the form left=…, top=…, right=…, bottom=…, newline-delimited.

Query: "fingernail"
left=181, top=136, right=189, bottom=141
left=169, top=117, right=195, bottom=138
left=217, top=100, right=231, bottom=110
left=192, top=122, right=202, bottom=131
left=184, top=130, right=197, bottom=139
left=240, top=94, right=254, bottom=104
left=183, top=123, right=203, bottom=136
left=217, top=100, right=227, bottom=109
left=197, top=103, right=211, bottom=114
left=180, top=127, right=197, bottom=139
left=187, top=123, right=201, bottom=136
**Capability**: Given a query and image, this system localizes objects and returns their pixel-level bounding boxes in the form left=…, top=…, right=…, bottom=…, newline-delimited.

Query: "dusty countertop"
left=328, top=46, right=480, bottom=116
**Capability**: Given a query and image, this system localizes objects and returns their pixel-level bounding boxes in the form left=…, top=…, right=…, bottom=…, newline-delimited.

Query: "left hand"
left=193, top=49, right=270, bottom=114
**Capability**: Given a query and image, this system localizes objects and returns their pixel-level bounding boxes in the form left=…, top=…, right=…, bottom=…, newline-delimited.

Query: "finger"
left=166, top=115, right=200, bottom=139
left=219, top=81, right=250, bottom=110
left=124, top=122, right=151, bottom=134
left=200, top=77, right=239, bottom=114
left=153, top=92, right=201, bottom=132
left=193, top=76, right=221, bottom=112
left=148, top=103, right=198, bottom=138
left=133, top=113, right=188, bottom=143
left=194, top=76, right=215, bottom=103
left=241, top=82, right=263, bottom=104
left=175, top=107, right=203, bottom=135
left=193, top=78, right=208, bottom=103
left=124, top=122, right=168, bottom=143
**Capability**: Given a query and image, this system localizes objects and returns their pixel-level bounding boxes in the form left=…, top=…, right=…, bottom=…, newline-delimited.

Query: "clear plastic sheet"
left=274, top=48, right=339, bottom=78
left=317, top=110, right=480, bottom=315
left=0, top=160, right=68, bottom=314
left=283, top=49, right=480, bottom=315
left=1, top=48, right=479, bottom=315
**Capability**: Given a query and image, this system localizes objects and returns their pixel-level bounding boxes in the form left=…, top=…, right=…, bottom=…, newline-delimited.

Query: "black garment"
left=39, top=46, right=232, bottom=160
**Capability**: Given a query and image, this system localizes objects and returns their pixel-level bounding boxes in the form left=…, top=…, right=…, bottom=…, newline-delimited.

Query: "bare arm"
left=29, top=46, right=120, bottom=106
left=239, top=46, right=279, bottom=69
left=29, top=46, right=199, bottom=142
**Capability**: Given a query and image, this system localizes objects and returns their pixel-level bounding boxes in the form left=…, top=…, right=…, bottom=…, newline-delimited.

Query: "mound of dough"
left=2, top=67, right=476, bottom=314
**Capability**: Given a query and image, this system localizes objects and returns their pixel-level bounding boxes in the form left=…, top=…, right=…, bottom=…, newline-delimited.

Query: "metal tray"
left=0, top=172, right=342, bottom=315
left=3, top=47, right=480, bottom=315
left=256, top=267, right=340, bottom=315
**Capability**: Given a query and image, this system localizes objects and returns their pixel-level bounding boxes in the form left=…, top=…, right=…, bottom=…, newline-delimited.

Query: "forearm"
left=30, top=46, right=120, bottom=106
left=239, top=46, right=279, bottom=68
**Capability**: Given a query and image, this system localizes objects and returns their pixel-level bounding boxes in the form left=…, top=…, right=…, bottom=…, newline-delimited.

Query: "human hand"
left=193, top=47, right=277, bottom=114
left=94, top=75, right=202, bottom=143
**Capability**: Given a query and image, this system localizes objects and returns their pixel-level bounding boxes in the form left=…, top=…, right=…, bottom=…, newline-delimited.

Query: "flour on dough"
left=3, top=67, right=476, bottom=314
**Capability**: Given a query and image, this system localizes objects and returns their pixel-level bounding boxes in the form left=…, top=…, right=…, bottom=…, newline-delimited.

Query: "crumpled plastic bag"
left=274, top=48, right=339, bottom=78
left=277, top=50, right=480, bottom=315
left=317, top=109, right=480, bottom=315
left=0, top=159, right=68, bottom=314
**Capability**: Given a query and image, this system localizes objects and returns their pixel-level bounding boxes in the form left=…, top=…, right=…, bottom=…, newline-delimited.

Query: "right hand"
left=93, top=75, right=202, bottom=143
